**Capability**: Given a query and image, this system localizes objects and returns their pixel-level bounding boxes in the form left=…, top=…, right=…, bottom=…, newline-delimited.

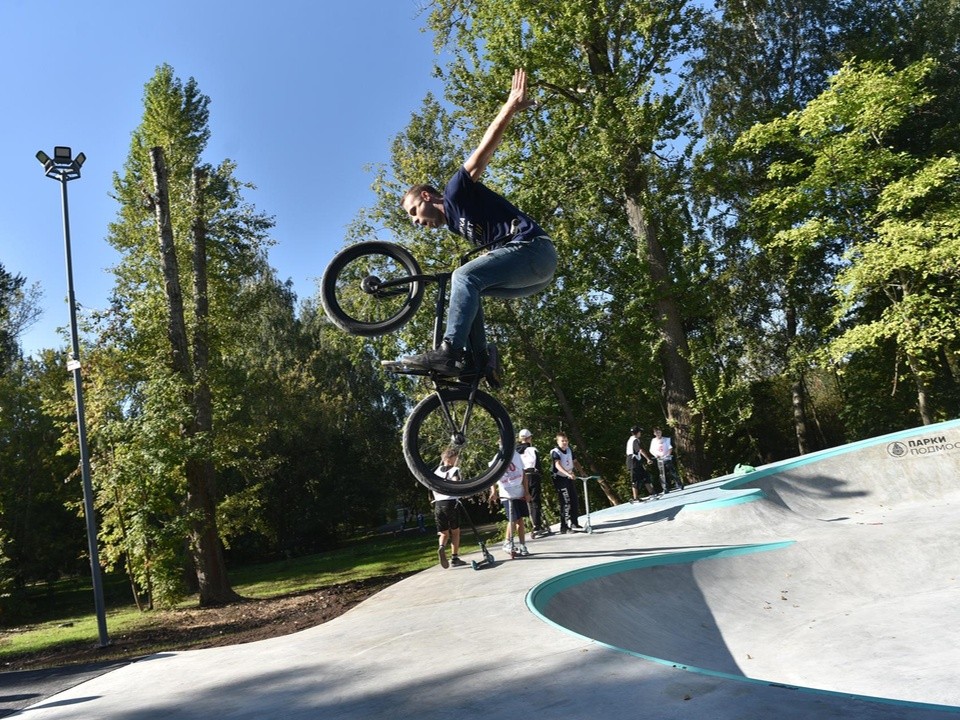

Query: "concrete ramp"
left=19, top=420, right=960, bottom=719
left=530, top=419, right=960, bottom=710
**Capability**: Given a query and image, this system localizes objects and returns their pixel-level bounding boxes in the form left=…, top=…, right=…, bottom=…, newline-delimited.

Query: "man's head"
left=630, top=425, right=642, bottom=437
left=653, top=427, right=663, bottom=437
left=441, top=447, right=460, bottom=465
left=519, top=428, right=532, bottom=442
left=401, top=184, right=446, bottom=228
left=556, top=432, right=569, bottom=448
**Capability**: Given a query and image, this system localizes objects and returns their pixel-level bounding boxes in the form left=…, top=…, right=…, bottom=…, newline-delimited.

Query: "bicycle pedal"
left=381, top=360, right=429, bottom=376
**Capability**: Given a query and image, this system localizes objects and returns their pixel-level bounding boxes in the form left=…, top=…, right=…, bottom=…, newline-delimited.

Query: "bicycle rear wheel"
left=321, top=241, right=424, bottom=337
left=403, top=386, right=515, bottom=496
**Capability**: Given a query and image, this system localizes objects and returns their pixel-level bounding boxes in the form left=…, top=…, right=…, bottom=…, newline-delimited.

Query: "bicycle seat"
left=483, top=343, right=502, bottom=389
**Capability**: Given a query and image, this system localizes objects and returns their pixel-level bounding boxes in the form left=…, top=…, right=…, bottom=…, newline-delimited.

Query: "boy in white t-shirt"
left=488, top=448, right=531, bottom=556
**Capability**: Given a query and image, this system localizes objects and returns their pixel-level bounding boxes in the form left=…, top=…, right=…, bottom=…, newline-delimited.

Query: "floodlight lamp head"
left=36, top=150, right=51, bottom=165
left=75, top=152, right=86, bottom=168
left=54, top=146, right=72, bottom=163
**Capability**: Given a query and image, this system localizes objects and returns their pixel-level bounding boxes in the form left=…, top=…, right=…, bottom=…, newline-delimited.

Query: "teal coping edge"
left=526, top=542, right=960, bottom=714
left=720, top=417, right=960, bottom=490
left=683, top=488, right=765, bottom=510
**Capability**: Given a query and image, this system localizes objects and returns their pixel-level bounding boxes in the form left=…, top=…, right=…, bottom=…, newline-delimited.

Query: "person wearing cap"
left=517, top=428, right=548, bottom=537
left=626, top=426, right=658, bottom=501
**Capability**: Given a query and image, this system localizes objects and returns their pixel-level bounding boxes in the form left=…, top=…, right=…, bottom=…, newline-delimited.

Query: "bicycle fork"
left=433, top=376, right=485, bottom=450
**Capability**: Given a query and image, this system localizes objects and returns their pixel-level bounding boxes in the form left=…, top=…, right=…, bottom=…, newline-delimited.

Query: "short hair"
left=556, top=431, right=568, bottom=440
left=403, top=184, right=440, bottom=204
left=441, top=447, right=460, bottom=463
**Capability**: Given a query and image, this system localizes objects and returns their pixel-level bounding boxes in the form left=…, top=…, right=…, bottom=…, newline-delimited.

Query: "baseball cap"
left=519, top=428, right=532, bottom=438
left=630, top=425, right=642, bottom=434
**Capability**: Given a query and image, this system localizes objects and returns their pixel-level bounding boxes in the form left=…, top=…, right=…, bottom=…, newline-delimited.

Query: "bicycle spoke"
left=404, top=387, right=513, bottom=496
left=321, top=242, right=423, bottom=336
left=334, top=254, right=413, bottom=326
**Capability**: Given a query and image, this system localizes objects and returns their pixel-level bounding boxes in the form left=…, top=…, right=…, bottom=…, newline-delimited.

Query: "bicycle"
left=320, top=240, right=515, bottom=497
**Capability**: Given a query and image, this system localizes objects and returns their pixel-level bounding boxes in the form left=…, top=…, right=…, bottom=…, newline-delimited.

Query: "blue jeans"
left=444, top=235, right=557, bottom=351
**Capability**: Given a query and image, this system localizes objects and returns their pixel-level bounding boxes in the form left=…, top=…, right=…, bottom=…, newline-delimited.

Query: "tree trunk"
left=188, top=167, right=237, bottom=605
left=785, top=301, right=815, bottom=454
left=150, top=148, right=192, bottom=380
left=150, top=148, right=237, bottom=606
left=790, top=378, right=811, bottom=454
left=905, top=352, right=935, bottom=425
left=623, top=192, right=708, bottom=482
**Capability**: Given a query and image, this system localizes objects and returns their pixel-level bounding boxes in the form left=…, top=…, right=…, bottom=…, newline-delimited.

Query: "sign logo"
left=886, top=441, right=908, bottom=458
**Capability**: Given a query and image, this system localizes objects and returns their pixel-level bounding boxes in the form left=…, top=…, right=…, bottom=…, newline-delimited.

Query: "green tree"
left=737, top=59, right=960, bottom=424
left=0, top=353, right=87, bottom=621
left=90, top=65, right=273, bottom=606
left=688, top=0, right=842, bottom=456
left=354, top=0, right=711, bottom=483
left=0, top=263, right=42, bottom=371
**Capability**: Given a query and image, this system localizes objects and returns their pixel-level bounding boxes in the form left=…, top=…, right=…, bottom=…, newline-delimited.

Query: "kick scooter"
left=576, top=475, right=601, bottom=534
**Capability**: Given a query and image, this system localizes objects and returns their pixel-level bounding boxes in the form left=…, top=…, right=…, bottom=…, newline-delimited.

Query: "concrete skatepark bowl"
left=15, top=419, right=960, bottom=719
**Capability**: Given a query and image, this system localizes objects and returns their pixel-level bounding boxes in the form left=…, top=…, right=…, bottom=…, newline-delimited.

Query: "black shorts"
left=434, top=500, right=460, bottom=531
left=501, top=498, right=530, bottom=519
left=630, top=463, right=650, bottom=488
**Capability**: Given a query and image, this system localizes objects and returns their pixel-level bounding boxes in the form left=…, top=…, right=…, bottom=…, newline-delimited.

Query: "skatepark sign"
left=886, top=435, right=959, bottom=458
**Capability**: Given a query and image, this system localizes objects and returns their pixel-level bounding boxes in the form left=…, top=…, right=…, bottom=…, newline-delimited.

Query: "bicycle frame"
left=373, top=243, right=492, bottom=356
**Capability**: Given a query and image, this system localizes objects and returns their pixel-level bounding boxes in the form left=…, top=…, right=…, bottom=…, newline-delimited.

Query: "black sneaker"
left=450, top=555, right=467, bottom=567
left=398, top=340, right=464, bottom=377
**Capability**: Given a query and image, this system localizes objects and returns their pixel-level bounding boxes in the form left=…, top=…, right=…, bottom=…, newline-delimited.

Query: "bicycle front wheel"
left=403, top=387, right=515, bottom=496
left=321, top=241, right=424, bottom=336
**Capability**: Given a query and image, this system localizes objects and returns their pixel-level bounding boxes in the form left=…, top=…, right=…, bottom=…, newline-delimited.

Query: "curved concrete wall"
left=530, top=419, right=960, bottom=710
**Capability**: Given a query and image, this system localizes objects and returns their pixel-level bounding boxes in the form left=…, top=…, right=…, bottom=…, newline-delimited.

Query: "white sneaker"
left=518, top=544, right=530, bottom=556
left=502, top=541, right=514, bottom=555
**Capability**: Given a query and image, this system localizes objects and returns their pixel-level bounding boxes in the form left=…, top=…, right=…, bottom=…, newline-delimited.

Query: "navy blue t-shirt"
left=443, top=167, right=546, bottom=249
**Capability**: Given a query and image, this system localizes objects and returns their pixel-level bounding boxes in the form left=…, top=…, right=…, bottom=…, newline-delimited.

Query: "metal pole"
left=58, top=175, right=110, bottom=648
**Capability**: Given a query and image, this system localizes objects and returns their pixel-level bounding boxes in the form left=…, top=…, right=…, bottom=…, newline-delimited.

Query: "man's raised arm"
left=463, top=68, right=535, bottom=181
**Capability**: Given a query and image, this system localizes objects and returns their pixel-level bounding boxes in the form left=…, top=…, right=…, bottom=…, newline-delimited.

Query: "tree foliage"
left=738, top=58, right=960, bottom=424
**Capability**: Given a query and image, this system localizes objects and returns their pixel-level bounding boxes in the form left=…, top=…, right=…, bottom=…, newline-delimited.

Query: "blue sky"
left=1, top=1, right=446, bottom=356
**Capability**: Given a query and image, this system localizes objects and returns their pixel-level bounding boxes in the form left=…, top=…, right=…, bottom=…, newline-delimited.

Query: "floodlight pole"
left=37, top=147, right=109, bottom=648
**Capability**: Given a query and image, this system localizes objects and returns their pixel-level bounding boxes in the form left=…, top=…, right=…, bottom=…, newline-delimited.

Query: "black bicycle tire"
left=320, top=241, right=424, bottom=337
left=403, top=386, right=515, bottom=496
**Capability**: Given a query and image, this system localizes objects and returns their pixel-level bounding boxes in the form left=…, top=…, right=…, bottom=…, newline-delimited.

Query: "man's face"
left=556, top=436, right=568, bottom=448
left=402, top=190, right=445, bottom=229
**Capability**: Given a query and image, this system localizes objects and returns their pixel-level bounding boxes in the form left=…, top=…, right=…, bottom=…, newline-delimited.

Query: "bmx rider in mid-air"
left=397, top=68, right=557, bottom=376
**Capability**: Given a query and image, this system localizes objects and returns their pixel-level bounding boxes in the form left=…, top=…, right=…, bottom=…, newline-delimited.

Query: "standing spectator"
left=433, top=448, right=467, bottom=568
left=650, top=426, right=683, bottom=493
left=488, top=446, right=531, bottom=556
left=550, top=432, right=585, bottom=533
left=517, top=428, right=548, bottom=537
left=625, top=425, right=659, bottom=501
